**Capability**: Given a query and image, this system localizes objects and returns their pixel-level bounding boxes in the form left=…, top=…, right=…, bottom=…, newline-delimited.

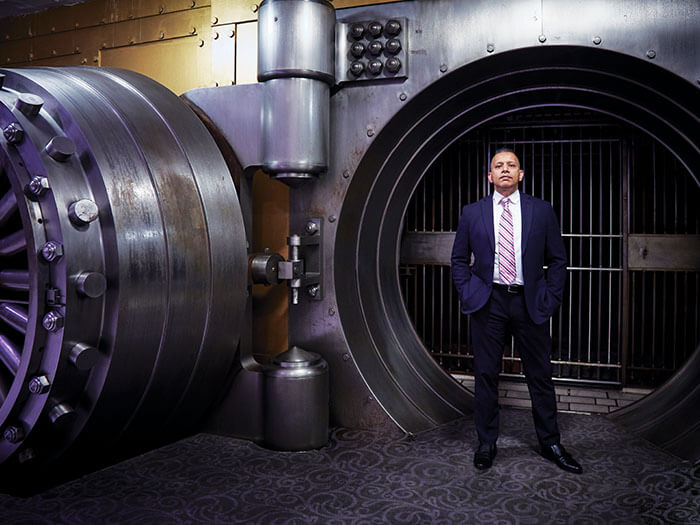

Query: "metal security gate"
left=399, top=110, right=700, bottom=388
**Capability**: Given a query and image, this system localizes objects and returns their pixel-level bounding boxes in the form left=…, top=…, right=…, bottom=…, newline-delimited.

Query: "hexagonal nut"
left=24, top=176, right=50, bottom=199
left=28, top=375, right=51, bottom=394
left=42, top=310, right=64, bottom=332
left=2, top=122, right=24, bottom=144
left=3, top=424, right=25, bottom=443
left=41, top=241, right=64, bottom=262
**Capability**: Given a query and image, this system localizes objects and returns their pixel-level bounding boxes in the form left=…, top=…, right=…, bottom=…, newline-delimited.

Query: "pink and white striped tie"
left=498, top=197, right=516, bottom=284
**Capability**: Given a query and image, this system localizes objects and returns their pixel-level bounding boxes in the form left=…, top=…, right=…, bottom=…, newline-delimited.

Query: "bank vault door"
left=400, top=111, right=700, bottom=389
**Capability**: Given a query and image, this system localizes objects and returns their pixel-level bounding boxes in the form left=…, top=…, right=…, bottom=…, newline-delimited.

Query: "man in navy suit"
left=451, top=148, right=582, bottom=473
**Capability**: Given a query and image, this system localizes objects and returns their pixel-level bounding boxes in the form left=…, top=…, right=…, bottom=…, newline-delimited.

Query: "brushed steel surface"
left=0, top=66, right=247, bottom=469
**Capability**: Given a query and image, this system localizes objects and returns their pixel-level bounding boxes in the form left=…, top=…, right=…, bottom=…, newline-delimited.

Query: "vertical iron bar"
left=620, top=139, right=630, bottom=385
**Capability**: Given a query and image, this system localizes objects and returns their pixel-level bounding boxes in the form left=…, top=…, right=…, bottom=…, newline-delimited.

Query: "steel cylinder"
left=264, top=346, right=329, bottom=450
left=261, top=77, right=330, bottom=182
left=0, top=67, right=248, bottom=470
left=258, top=0, right=335, bottom=184
left=258, top=0, right=335, bottom=84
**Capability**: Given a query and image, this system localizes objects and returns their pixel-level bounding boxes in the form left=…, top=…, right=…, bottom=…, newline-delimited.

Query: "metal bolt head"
left=349, top=61, right=365, bottom=77
left=368, top=40, right=383, bottom=56
left=385, top=57, right=401, bottom=73
left=366, top=128, right=375, bottom=137
left=42, top=310, right=64, bottom=332
left=3, top=424, right=24, bottom=443
left=3, top=122, right=24, bottom=144
left=350, top=23, right=364, bottom=40
left=538, top=34, right=547, bottom=43
left=307, top=284, right=319, bottom=298
left=367, top=59, right=383, bottom=75
left=385, top=38, right=401, bottom=55
left=251, top=3, right=258, bottom=13
left=305, top=221, right=319, bottom=235
left=367, top=21, right=383, bottom=37
left=350, top=41, right=365, bottom=58
left=41, top=241, right=63, bottom=262
left=328, top=306, right=335, bottom=316
left=646, top=49, right=656, bottom=59
left=28, top=375, right=51, bottom=394
left=342, top=170, right=351, bottom=178
left=386, top=19, right=401, bottom=36
left=486, top=43, right=495, bottom=53
left=399, top=92, right=407, bottom=101
left=25, top=176, right=50, bottom=199
left=68, top=199, right=99, bottom=225
left=592, top=35, right=602, bottom=45
left=328, top=215, right=337, bottom=223
left=439, top=63, right=448, bottom=73
left=342, top=353, right=351, bottom=361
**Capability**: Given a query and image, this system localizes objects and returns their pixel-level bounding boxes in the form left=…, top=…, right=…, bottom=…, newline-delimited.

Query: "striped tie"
left=498, top=197, right=516, bottom=284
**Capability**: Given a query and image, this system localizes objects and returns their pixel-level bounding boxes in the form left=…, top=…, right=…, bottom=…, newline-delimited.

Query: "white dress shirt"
left=492, top=190, right=524, bottom=285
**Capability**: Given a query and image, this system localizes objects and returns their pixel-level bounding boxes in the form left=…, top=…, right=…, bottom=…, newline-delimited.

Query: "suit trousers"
left=470, top=286, right=560, bottom=446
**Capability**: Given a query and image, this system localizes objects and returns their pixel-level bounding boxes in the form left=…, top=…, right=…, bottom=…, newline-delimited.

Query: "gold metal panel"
left=628, top=235, right=700, bottom=271
left=211, top=0, right=258, bottom=26
left=32, top=33, right=77, bottom=61
left=101, top=35, right=211, bottom=93
left=235, top=21, right=257, bottom=84
left=34, top=6, right=79, bottom=35
left=12, top=54, right=87, bottom=67
left=74, top=24, right=116, bottom=56
left=0, top=14, right=33, bottom=40
left=139, top=9, right=209, bottom=42
left=132, top=0, right=211, bottom=19
left=211, top=22, right=236, bottom=86
left=114, top=19, right=141, bottom=47
left=2, top=40, right=30, bottom=65
left=333, top=0, right=404, bottom=8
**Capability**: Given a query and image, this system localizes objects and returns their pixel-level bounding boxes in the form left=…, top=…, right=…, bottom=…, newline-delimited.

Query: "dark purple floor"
left=1, top=408, right=698, bottom=524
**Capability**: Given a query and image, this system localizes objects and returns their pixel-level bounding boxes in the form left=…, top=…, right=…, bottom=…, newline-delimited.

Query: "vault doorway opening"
left=399, top=108, right=700, bottom=390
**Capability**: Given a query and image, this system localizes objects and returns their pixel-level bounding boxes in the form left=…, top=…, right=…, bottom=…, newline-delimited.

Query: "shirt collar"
left=493, top=189, right=520, bottom=205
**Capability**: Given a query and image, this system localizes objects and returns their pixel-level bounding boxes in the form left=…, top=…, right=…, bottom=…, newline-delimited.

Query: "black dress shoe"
left=541, top=443, right=582, bottom=474
left=473, top=443, right=497, bottom=470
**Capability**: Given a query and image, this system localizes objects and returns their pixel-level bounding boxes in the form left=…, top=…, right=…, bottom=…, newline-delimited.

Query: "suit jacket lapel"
left=521, top=193, right=533, bottom=255
left=480, top=195, right=495, bottom=252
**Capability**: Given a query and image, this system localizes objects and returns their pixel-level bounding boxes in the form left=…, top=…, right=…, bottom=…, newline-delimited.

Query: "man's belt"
left=493, top=283, right=524, bottom=294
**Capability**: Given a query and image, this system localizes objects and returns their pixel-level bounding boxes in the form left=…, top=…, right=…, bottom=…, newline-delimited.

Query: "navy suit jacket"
left=450, top=193, right=568, bottom=325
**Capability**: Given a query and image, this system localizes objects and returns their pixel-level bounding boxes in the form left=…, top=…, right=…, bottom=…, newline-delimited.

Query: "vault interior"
left=400, top=108, right=700, bottom=391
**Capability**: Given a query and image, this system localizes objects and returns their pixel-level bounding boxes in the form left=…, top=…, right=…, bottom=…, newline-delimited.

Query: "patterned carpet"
left=1, top=409, right=698, bottom=524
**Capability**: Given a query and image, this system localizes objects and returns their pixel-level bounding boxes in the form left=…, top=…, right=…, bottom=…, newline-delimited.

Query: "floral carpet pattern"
left=1, top=408, right=698, bottom=524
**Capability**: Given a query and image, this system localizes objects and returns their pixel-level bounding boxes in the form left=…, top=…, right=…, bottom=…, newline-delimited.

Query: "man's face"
left=488, top=151, right=524, bottom=195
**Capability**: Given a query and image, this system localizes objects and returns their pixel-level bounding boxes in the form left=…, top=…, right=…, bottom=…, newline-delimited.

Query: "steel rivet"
left=212, top=16, right=218, bottom=24
left=28, top=375, right=51, bottom=395
left=486, top=43, right=495, bottom=53
left=342, top=170, right=350, bottom=179
left=538, top=34, right=547, bottom=43
left=342, top=353, right=350, bottom=361
left=41, top=241, right=63, bottom=262
left=42, top=311, right=64, bottom=332
left=439, top=63, right=448, bottom=73
left=328, top=306, right=335, bottom=316
left=646, top=49, right=656, bottom=59
left=399, top=92, right=407, bottom=101
left=198, top=39, right=205, bottom=47
left=159, top=5, right=164, bottom=14
left=307, top=284, right=320, bottom=298
left=213, top=31, right=219, bottom=40
left=366, top=128, right=374, bottom=137
left=68, top=199, right=99, bottom=225
left=328, top=215, right=337, bottom=223
left=228, top=29, right=235, bottom=38
left=592, top=36, right=602, bottom=45
left=251, top=4, right=258, bottom=13
left=159, top=32, right=165, bottom=40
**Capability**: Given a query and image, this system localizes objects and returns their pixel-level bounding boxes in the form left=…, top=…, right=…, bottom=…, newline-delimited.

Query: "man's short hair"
left=491, top=147, right=521, bottom=165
